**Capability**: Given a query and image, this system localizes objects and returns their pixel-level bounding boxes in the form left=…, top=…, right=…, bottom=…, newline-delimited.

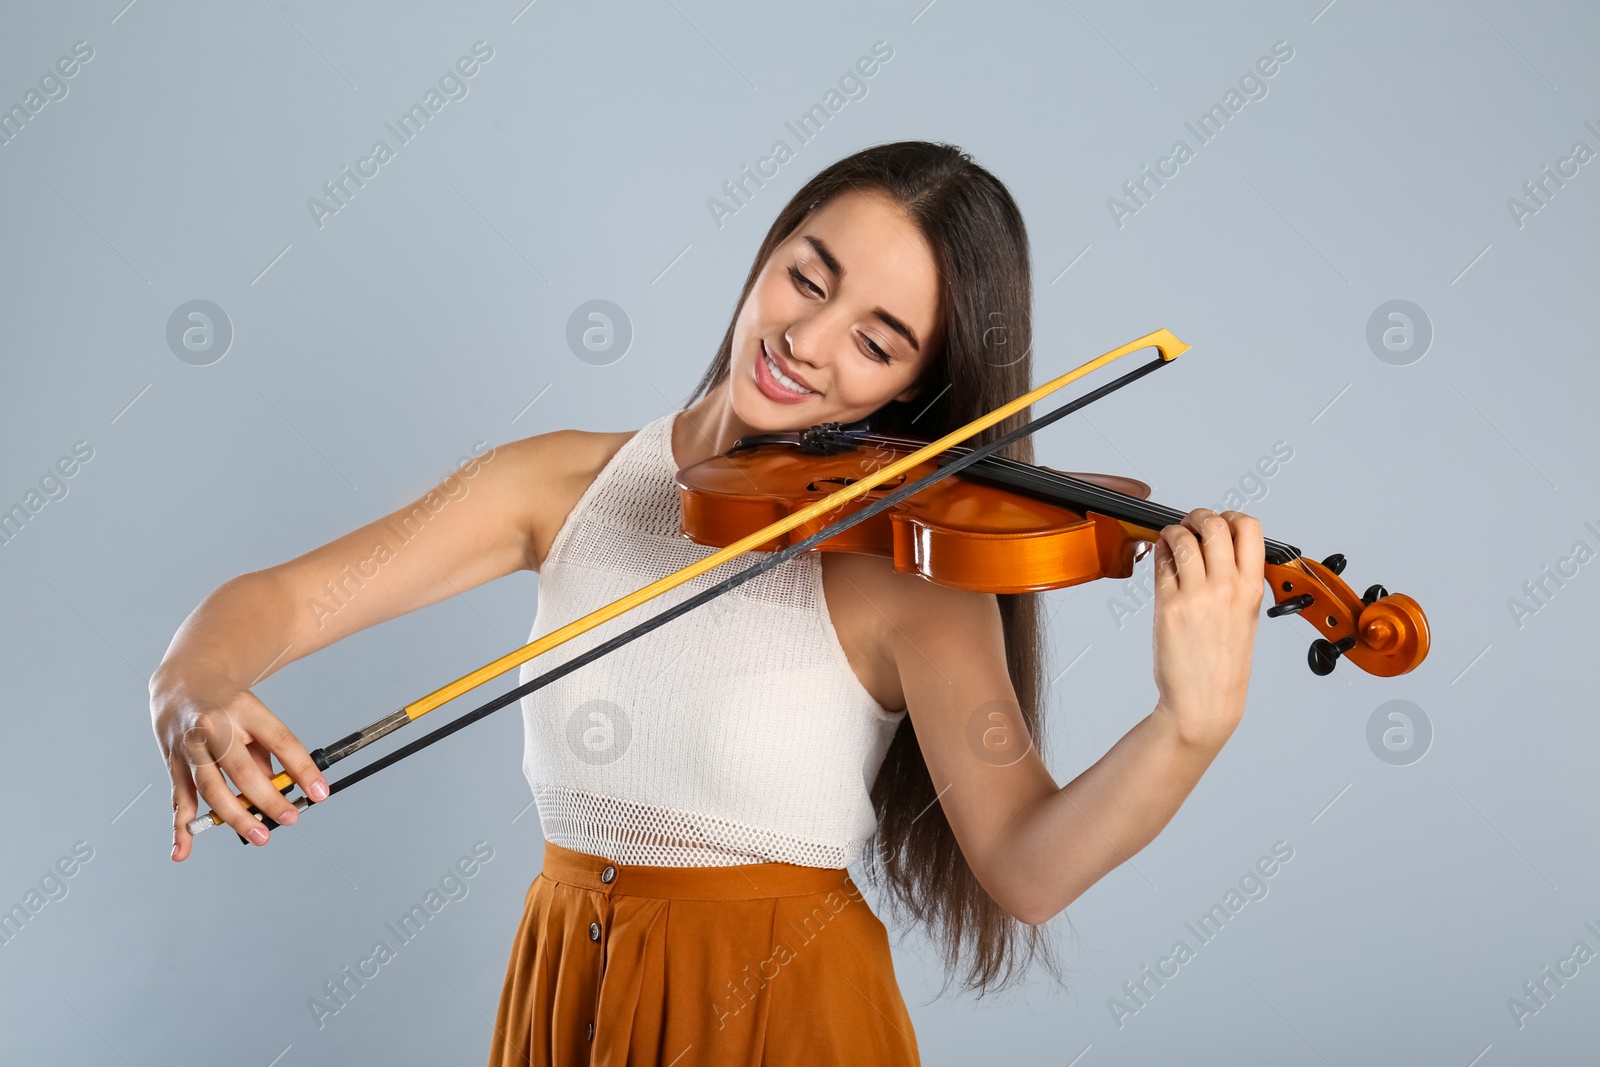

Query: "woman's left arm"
left=878, top=508, right=1265, bottom=925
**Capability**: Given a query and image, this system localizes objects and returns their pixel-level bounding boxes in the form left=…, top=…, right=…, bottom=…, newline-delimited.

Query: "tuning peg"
left=1320, top=553, right=1347, bottom=576
left=1362, top=583, right=1388, bottom=606
left=1268, top=593, right=1315, bottom=618
left=1308, top=636, right=1357, bottom=676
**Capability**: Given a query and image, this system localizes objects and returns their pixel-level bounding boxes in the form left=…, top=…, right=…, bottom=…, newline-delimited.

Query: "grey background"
left=2, top=0, right=1596, bottom=1064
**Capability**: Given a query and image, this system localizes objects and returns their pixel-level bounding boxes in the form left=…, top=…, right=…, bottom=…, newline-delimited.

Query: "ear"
left=893, top=381, right=920, bottom=404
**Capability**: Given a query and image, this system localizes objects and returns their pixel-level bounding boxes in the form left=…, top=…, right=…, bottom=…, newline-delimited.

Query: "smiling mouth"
left=761, top=342, right=818, bottom=396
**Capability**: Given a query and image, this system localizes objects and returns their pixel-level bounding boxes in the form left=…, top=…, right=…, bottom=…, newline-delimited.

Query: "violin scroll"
left=1263, top=553, right=1429, bottom=677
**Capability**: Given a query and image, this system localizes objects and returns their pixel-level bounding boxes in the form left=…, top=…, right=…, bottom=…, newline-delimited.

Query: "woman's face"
left=728, top=188, right=943, bottom=430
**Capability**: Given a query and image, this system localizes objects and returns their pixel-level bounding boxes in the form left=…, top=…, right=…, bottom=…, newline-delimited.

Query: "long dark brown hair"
left=682, top=141, right=1065, bottom=994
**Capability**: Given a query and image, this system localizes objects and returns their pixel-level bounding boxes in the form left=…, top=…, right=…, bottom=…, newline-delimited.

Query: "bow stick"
left=187, top=328, right=1188, bottom=841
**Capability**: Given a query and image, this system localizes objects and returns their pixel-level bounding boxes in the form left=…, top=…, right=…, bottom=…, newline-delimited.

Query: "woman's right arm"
left=151, top=431, right=591, bottom=860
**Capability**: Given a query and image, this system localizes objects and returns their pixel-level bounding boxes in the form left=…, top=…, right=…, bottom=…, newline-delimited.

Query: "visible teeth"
left=765, top=350, right=815, bottom=395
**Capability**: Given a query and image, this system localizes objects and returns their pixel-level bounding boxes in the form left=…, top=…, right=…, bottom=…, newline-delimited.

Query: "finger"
left=240, top=700, right=330, bottom=806
left=169, top=752, right=199, bottom=862
left=1183, top=508, right=1237, bottom=580
left=177, top=711, right=266, bottom=842
left=1151, top=536, right=1179, bottom=595
left=215, top=729, right=300, bottom=830
left=1160, top=522, right=1205, bottom=587
left=243, top=739, right=287, bottom=814
left=190, top=750, right=273, bottom=845
left=1222, top=511, right=1266, bottom=583
left=246, top=738, right=274, bottom=778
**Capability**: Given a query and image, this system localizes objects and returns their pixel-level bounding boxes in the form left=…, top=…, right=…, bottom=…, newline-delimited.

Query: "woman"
left=150, top=141, right=1264, bottom=1065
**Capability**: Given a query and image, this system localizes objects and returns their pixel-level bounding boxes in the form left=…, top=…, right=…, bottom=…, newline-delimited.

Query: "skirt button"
left=586, top=1022, right=595, bottom=1041
left=589, top=921, right=601, bottom=942
left=601, top=865, right=617, bottom=884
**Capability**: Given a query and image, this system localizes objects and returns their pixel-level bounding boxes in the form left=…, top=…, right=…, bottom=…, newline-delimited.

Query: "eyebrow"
left=802, top=235, right=922, bottom=353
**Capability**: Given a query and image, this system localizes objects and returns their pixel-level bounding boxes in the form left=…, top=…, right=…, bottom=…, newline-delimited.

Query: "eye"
left=859, top=334, right=892, bottom=365
left=789, top=263, right=891, bottom=365
left=788, top=265, right=823, bottom=296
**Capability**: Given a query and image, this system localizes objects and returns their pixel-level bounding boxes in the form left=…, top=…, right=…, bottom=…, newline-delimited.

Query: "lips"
left=753, top=340, right=819, bottom=404
left=763, top=341, right=817, bottom=392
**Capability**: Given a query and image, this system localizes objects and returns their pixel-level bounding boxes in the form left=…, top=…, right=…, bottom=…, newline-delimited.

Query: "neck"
left=672, top=381, right=763, bottom=470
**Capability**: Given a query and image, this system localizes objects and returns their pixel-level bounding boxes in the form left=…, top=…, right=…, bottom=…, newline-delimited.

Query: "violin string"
left=965, top=454, right=1303, bottom=563
left=317, top=355, right=1175, bottom=801
left=860, top=433, right=1302, bottom=563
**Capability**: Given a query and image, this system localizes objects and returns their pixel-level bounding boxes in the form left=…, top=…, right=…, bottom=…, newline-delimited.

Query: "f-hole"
left=808, top=474, right=906, bottom=494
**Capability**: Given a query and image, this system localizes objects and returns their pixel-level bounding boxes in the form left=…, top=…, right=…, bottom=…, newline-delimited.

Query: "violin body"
left=678, top=437, right=1155, bottom=595
left=677, top=427, right=1430, bottom=679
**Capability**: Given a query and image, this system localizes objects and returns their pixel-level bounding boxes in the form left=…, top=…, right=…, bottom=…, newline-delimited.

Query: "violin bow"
left=187, top=328, right=1187, bottom=842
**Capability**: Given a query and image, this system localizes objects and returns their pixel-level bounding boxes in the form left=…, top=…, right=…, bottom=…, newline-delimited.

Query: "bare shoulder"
left=523, top=426, right=639, bottom=570
left=821, top=548, right=1003, bottom=710
left=827, top=548, right=1000, bottom=630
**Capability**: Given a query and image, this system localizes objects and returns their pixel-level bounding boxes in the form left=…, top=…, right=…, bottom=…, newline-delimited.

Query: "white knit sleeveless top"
left=519, top=409, right=906, bottom=868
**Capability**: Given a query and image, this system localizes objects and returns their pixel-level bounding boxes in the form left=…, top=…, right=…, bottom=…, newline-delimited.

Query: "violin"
left=184, top=328, right=1427, bottom=844
left=677, top=424, right=1430, bottom=679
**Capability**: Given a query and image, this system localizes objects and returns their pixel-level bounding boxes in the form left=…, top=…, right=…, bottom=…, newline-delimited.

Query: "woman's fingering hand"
left=1149, top=508, right=1266, bottom=746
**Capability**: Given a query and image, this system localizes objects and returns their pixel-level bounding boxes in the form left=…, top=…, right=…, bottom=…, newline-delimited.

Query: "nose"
left=783, top=312, right=835, bottom=371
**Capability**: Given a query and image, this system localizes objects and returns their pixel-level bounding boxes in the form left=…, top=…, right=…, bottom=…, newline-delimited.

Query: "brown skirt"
left=487, top=842, right=920, bottom=1066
